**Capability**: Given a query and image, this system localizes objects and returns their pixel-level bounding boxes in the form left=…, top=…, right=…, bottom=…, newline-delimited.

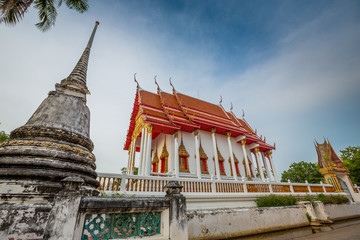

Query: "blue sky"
left=0, top=0, right=359, bottom=178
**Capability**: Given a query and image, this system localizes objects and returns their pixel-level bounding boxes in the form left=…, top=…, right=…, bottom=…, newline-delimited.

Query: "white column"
left=268, top=150, right=279, bottom=182
left=240, top=139, right=251, bottom=179
left=194, top=130, right=202, bottom=179
left=144, top=130, right=152, bottom=176
left=127, top=142, right=133, bottom=174
left=138, top=128, right=145, bottom=176
left=254, top=147, right=265, bottom=181
left=261, top=152, right=271, bottom=181
left=211, top=128, right=221, bottom=180
left=174, top=131, right=179, bottom=178
left=227, top=131, right=237, bottom=181
left=141, top=130, right=148, bottom=175
left=142, top=128, right=148, bottom=175
left=130, top=138, right=136, bottom=175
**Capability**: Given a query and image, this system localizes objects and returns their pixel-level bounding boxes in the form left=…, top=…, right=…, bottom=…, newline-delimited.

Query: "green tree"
left=0, top=0, right=89, bottom=31
left=0, top=131, right=9, bottom=143
left=340, top=146, right=360, bottom=185
left=281, top=161, right=323, bottom=183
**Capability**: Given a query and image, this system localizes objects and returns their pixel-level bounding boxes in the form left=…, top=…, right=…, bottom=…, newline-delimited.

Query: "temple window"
left=229, top=153, right=241, bottom=177
left=243, top=157, right=255, bottom=178
left=160, top=141, right=169, bottom=173
left=216, top=147, right=226, bottom=176
left=152, top=148, right=159, bottom=173
left=199, top=141, right=209, bottom=174
left=178, top=138, right=190, bottom=173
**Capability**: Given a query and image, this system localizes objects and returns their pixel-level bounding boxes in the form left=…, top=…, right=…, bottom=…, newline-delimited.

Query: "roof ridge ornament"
left=154, top=75, right=162, bottom=92
left=219, top=95, right=223, bottom=105
left=242, top=109, right=245, bottom=119
left=230, top=102, right=233, bottom=111
left=169, top=77, right=175, bottom=90
left=134, top=73, right=143, bottom=91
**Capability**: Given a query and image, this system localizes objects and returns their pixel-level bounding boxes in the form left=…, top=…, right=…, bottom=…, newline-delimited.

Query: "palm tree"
left=0, top=0, right=88, bottom=31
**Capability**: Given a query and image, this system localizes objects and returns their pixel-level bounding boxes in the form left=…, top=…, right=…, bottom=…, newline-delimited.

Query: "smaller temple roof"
left=315, top=139, right=344, bottom=169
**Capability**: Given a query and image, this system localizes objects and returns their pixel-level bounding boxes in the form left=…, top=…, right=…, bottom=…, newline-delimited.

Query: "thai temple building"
left=315, top=139, right=360, bottom=202
left=124, top=79, right=278, bottom=182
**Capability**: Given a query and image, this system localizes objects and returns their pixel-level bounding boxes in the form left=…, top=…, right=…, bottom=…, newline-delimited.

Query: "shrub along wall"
left=255, top=194, right=349, bottom=208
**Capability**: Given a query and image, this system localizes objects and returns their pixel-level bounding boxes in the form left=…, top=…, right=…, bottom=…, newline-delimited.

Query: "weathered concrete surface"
left=0, top=204, right=52, bottom=239
left=187, top=206, right=309, bottom=240
left=79, top=196, right=170, bottom=212
left=165, top=181, right=189, bottom=240
left=43, top=177, right=84, bottom=240
left=25, top=91, right=90, bottom=138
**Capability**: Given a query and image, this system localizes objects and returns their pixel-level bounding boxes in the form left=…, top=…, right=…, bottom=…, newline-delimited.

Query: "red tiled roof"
left=177, top=93, right=229, bottom=119
left=139, top=90, right=163, bottom=109
left=124, top=87, right=275, bottom=151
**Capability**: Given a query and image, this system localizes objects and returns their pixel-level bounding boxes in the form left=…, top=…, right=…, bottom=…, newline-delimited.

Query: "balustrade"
left=310, top=186, right=324, bottom=193
left=271, top=184, right=291, bottom=193
left=325, top=186, right=335, bottom=192
left=292, top=185, right=309, bottom=193
left=97, top=172, right=335, bottom=196
left=247, top=183, right=270, bottom=193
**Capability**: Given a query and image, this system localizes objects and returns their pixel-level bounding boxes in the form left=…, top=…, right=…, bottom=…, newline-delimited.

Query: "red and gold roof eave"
left=124, top=90, right=140, bottom=151
left=124, top=87, right=276, bottom=152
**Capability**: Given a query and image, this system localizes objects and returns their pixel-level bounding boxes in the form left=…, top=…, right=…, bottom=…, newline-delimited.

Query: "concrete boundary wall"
left=187, top=203, right=360, bottom=240
left=187, top=206, right=309, bottom=240
left=323, top=203, right=360, bottom=221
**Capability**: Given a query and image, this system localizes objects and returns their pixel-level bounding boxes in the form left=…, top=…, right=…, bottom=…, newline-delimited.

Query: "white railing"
left=97, top=172, right=336, bottom=195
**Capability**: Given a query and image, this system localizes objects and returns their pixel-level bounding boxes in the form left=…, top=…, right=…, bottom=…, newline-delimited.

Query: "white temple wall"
left=150, top=130, right=269, bottom=180
left=134, top=137, right=141, bottom=168
left=152, top=134, right=171, bottom=172
left=180, top=131, right=196, bottom=175
left=231, top=139, right=246, bottom=177
left=215, top=134, right=231, bottom=177
left=168, top=134, right=174, bottom=173
left=198, top=130, right=216, bottom=177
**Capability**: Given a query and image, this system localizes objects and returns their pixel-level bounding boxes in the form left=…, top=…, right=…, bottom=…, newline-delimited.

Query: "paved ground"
left=292, top=223, right=360, bottom=240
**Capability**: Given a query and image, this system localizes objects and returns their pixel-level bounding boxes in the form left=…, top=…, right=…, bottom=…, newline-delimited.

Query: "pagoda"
left=124, top=79, right=278, bottom=182
left=0, top=22, right=100, bottom=197
left=315, top=139, right=359, bottom=201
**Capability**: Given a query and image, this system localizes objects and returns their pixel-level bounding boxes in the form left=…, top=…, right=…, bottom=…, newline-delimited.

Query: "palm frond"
left=0, top=0, right=34, bottom=25
left=65, top=0, right=88, bottom=13
left=34, top=0, right=56, bottom=31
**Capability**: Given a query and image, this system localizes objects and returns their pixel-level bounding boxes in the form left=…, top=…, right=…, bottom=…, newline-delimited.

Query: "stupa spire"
left=56, top=21, right=99, bottom=99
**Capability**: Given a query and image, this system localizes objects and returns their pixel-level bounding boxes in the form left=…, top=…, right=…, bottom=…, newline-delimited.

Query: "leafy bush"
left=255, top=194, right=297, bottom=207
left=302, top=194, right=315, bottom=202
left=315, top=194, right=349, bottom=204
